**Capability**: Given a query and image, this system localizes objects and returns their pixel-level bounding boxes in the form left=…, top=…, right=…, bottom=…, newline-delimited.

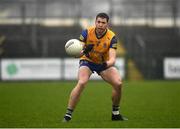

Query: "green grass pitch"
left=0, top=80, right=180, bottom=128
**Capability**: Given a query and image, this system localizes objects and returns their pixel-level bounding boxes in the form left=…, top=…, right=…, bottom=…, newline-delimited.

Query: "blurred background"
left=0, top=0, right=180, bottom=81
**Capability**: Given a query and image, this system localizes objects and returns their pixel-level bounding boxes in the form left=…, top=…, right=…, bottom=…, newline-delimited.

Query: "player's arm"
left=106, top=48, right=116, bottom=67
left=103, top=36, right=117, bottom=67
left=78, top=29, right=94, bottom=57
left=76, top=29, right=87, bottom=57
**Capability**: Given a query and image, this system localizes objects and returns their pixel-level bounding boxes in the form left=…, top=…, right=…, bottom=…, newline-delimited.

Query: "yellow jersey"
left=79, top=26, right=117, bottom=64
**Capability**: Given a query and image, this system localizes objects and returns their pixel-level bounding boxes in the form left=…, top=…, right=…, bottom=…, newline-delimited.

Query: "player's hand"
left=102, top=62, right=108, bottom=69
left=83, top=44, right=94, bottom=55
left=74, top=50, right=84, bottom=58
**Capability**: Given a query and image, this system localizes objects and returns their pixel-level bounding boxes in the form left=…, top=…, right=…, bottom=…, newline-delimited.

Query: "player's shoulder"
left=107, top=28, right=116, bottom=38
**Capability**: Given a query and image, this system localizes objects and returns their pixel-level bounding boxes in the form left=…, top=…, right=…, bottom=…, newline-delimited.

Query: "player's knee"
left=114, top=79, right=122, bottom=89
left=78, top=79, right=88, bottom=88
left=113, top=77, right=122, bottom=85
left=118, top=79, right=123, bottom=86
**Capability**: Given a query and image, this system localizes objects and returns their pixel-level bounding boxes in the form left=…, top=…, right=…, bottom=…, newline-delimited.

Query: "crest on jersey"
left=103, top=43, right=107, bottom=48
left=97, top=41, right=100, bottom=46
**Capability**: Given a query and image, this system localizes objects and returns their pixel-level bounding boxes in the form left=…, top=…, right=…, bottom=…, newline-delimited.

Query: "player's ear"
left=95, top=19, right=97, bottom=24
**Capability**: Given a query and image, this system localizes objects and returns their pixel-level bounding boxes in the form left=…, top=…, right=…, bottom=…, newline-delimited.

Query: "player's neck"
left=95, top=29, right=107, bottom=39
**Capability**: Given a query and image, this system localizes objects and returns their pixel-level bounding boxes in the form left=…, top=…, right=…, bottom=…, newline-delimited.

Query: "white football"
left=65, top=39, right=83, bottom=56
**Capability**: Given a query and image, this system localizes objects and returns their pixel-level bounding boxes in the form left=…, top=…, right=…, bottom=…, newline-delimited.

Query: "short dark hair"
left=96, top=12, right=109, bottom=22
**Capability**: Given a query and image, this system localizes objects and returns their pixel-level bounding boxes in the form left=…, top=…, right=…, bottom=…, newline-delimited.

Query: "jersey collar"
left=95, top=28, right=107, bottom=39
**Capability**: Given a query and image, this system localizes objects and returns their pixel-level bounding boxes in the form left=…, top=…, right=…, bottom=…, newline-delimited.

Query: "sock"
left=64, top=108, right=73, bottom=121
left=112, top=105, right=120, bottom=115
left=66, top=108, right=73, bottom=115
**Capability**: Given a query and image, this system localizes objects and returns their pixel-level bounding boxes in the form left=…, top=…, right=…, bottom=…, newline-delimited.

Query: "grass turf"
left=0, top=80, right=180, bottom=128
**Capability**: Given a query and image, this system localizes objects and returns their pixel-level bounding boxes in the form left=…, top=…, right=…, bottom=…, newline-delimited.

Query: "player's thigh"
left=100, top=67, right=122, bottom=86
left=78, top=66, right=92, bottom=85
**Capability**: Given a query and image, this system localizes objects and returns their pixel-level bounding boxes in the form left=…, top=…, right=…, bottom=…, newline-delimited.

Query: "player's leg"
left=63, top=66, right=92, bottom=122
left=100, top=67, right=128, bottom=121
left=100, top=67, right=122, bottom=109
left=68, top=66, right=92, bottom=109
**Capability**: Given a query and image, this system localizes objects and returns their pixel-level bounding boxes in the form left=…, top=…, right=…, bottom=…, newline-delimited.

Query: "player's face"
left=95, top=17, right=108, bottom=35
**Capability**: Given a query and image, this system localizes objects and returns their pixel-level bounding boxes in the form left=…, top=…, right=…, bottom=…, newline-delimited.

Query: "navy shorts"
left=79, top=60, right=108, bottom=74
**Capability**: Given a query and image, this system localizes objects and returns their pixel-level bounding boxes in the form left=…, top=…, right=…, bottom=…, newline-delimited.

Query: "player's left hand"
left=102, top=62, right=108, bottom=69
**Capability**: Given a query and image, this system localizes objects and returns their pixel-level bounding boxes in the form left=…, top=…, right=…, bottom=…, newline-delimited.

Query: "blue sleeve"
left=110, top=36, right=117, bottom=49
left=79, top=29, right=88, bottom=42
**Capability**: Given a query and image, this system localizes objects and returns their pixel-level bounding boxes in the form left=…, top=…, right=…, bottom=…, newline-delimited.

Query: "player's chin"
left=97, top=28, right=105, bottom=34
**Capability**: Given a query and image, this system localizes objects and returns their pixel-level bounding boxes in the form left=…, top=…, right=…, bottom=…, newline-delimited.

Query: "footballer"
left=63, top=12, right=128, bottom=122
